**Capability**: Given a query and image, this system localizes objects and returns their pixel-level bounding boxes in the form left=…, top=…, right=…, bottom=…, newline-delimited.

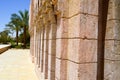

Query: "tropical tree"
left=11, top=10, right=29, bottom=48
left=0, top=30, right=11, bottom=44
left=6, top=18, right=21, bottom=45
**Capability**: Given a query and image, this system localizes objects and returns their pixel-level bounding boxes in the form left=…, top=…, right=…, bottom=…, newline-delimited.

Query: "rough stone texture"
left=104, top=0, right=120, bottom=80
left=78, top=63, right=97, bottom=80
left=29, top=0, right=120, bottom=80
left=29, top=0, right=98, bottom=80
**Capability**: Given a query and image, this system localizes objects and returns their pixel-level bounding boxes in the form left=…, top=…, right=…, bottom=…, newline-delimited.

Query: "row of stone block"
left=29, top=0, right=120, bottom=80
left=0, top=45, right=10, bottom=54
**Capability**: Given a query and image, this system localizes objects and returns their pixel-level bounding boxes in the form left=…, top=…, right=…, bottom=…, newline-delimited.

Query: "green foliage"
left=5, top=10, right=30, bottom=49
left=0, top=30, right=12, bottom=44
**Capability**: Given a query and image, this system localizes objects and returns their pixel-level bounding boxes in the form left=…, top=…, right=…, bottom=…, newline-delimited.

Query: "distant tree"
left=0, top=30, right=11, bottom=44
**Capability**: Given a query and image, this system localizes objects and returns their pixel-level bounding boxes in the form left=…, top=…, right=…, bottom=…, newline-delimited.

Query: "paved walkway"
left=0, top=49, right=38, bottom=80
left=0, top=45, right=10, bottom=48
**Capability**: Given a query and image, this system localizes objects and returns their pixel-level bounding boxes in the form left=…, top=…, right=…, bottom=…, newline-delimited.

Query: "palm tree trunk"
left=16, top=28, right=18, bottom=46
left=23, top=26, right=26, bottom=48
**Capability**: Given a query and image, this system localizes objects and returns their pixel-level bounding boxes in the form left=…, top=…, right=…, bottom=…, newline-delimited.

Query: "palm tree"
left=6, top=21, right=21, bottom=45
left=11, top=10, right=29, bottom=48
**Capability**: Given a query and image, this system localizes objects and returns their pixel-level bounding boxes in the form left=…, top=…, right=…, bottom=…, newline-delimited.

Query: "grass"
left=11, top=42, right=30, bottom=49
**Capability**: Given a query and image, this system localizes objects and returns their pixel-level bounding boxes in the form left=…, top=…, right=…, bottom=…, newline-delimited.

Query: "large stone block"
left=107, top=0, right=114, bottom=20
left=114, top=20, right=120, bottom=40
left=87, top=0, right=98, bottom=15
left=106, top=20, right=120, bottom=40
left=78, top=63, right=97, bottom=80
left=68, top=14, right=81, bottom=38
left=56, top=39, right=68, bottom=59
left=69, top=0, right=98, bottom=17
left=69, top=0, right=80, bottom=17
left=67, top=61, right=79, bottom=80
left=68, top=39, right=97, bottom=63
left=112, top=0, right=120, bottom=20
left=59, top=5, right=98, bottom=39
left=48, top=55, right=56, bottom=73
left=79, top=14, right=98, bottom=39
left=105, top=40, right=120, bottom=60
left=55, top=58, right=61, bottom=80
left=56, top=39, right=62, bottom=58
left=67, top=61, right=97, bottom=80
left=85, top=15, right=98, bottom=39
left=57, top=0, right=69, bottom=18
left=51, top=40, right=57, bottom=56
left=60, top=60, right=67, bottom=80
left=79, top=39, right=97, bottom=62
left=56, top=18, right=68, bottom=38
left=106, top=20, right=115, bottom=39
left=104, top=60, right=120, bottom=80
left=68, top=39, right=80, bottom=63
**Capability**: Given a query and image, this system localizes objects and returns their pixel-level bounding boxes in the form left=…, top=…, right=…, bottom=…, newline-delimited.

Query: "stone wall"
left=104, top=0, right=120, bottom=80
left=0, top=45, right=10, bottom=54
left=29, top=0, right=120, bottom=80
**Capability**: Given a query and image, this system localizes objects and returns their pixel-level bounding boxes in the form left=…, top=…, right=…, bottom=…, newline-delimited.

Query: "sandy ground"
left=0, top=49, right=38, bottom=80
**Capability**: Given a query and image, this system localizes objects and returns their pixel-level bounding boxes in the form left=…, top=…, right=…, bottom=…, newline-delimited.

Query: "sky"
left=0, top=0, right=30, bottom=32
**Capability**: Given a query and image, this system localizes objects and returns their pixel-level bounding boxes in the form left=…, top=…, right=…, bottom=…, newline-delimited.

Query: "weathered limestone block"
left=68, top=39, right=97, bottom=63
left=67, top=61, right=97, bottom=80
left=80, top=14, right=98, bottom=39
left=114, top=20, right=120, bottom=40
left=105, top=40, right=120, bottom=62
left=80, top=40, right=97, bottom=63
left=60, top=60, right=67, bottom=80
left=57, top=0, right=69, bottom=18
left=67, top=61, right=79, bottom=80
left=48, top=54, right=56, bottom=80
left=50, top=39, right=56, bottom=56
left=113, top=0, right=120, bottom=20
left=68, top=14, right=98, bottom=39
left=68, top=39, right=80, bottom=63
left=106, top=20, right=115, bottom=39
left=85, top=15, right=98, bottom=39
left=104, top=60, right=120, bottom=80
left=69, top=0, right=98, bottom=17
left=69, top=0, right=80, bottom=17
left=68, top=14, right=80, bottom=38
left=87, top=0, right=98, bottom=15
left=56, top=39, right=68, bottom=58
left=106, top=21, right=120, bottom=40
left=78, top=63, right=97, bottom=80
left=106, top=0, right=120, bottom=40
left=105, top=40, right=120, bottom=80
left=55, top=58, right=61, bottom=80
left=56, top=18, right=68, bottom=38
left=56, top=39, right=61, bottom=58
left=107, top=0, right=114, bottom=20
